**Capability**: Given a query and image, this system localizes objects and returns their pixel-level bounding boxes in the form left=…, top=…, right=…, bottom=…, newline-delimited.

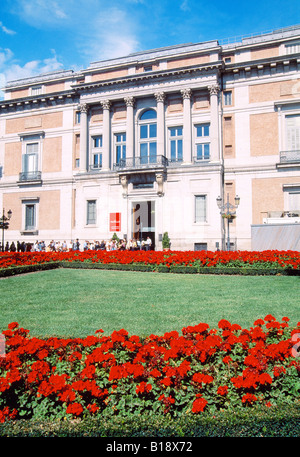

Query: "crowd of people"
left=1, top=236, right=153, bottom=253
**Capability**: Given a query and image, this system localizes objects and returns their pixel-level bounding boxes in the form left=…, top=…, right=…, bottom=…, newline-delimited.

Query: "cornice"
left=0, top=89, right=78, bottom=113
left=223, top=54, right=300, bottom=75
left=74, top=61, right=224, bottom=93
left=274, top=97, right=300, bottom=107
left=4, top=70, right=80, bottom=89
left=224, top=163, right=277, bottom=174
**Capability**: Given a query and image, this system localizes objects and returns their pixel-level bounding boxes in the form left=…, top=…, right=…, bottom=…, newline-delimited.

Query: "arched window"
left=139, top=109, right=157, bottom=164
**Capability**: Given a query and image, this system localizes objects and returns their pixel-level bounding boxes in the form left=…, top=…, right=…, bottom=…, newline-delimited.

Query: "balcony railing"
left=113, top=155, right=168, bottom=171
left=263, top=210, right=300, bottom=224
left=267, top=210, right=300, bottom=218
left=18, top=171, right=42, bottom=182
left=279, top=150, right=300, bottom=163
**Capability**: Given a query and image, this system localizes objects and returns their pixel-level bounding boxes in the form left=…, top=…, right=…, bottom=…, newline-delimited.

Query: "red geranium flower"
left=264, top=314, right=276, bottom=322
left=66, top=402, right=83, bottom=416
left=136, top=382, right=152, bottom=395
left=192, top=395, right=208, bottom=413
left=259, top=373, right=272, bottom=385
left=87, top=403, right=99, bottom=414
left=218, top=319, right=232, bottom=330
left=242, top=393, right=257, bottom=404
left=217, top=385, right=228, bottom=396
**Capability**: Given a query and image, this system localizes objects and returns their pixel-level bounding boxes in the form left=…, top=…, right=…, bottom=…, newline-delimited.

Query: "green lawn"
left=0, top=268, right=299, bottom=338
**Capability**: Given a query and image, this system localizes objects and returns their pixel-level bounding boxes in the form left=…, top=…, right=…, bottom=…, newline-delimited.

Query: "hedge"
left=1, top=261, right=299, bottom=278
left=1, top=404, right=299, bottom=437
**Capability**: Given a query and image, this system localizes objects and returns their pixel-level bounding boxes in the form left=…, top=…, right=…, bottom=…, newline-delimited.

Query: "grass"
left=0, top=268, right=299, bottom=338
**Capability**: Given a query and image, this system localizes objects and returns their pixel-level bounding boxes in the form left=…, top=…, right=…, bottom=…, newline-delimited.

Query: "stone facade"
left=1, top=25, right=300, bottom=251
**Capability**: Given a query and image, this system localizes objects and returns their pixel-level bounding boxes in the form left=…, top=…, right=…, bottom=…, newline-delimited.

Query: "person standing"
left=146, top=236, right=152, bottom=251
left=74, top=239, right=80, bottom=251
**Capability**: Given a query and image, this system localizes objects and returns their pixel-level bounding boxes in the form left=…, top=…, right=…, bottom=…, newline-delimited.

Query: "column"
left=277, top=105, right=283, bottom=153
left=154, top=92, right=165, bottom=158
left=79, top=103, right=88, bottom=172
left=208, top=84, right=220, bottom=162
left=101, top=100, right=111, bottom=170
left=181, top=88, right=192, bottom=163
left=124, top=96, right=135, bottom=159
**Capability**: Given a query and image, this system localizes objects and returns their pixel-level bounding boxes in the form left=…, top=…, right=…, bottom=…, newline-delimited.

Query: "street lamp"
left=0, top=209, right=12, bottom=252
left=216, top=193, right=240, bottom=251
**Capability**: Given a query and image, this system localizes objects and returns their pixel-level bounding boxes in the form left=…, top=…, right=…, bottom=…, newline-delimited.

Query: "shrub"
left=1, top=250, right=300, bottom=276
left=0, top=316, right=299, bottom=423
left=0, top=250, right=300, bottom=276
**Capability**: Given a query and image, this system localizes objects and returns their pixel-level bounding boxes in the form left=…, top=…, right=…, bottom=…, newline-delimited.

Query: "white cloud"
left=77, top=7, right=140, bottom=62
left=12, top=0, right=67, bottom=26
left=10, top=0, right=141, bottom=65
left=0, top=49, right=14, bottom=68
left=0, top=21, right=16, bottom=35
left=0, top=48, right=64, bottom=98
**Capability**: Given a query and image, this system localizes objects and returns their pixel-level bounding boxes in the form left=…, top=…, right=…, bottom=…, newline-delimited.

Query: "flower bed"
left=0, top=250, right=300, bottom=276
left=0, top=316, right=299, bottom=423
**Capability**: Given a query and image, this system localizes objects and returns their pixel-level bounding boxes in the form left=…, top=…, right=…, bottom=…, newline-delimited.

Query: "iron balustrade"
left=279, top=150, right=300, bottom=163
left=19, top=171, right=42, bottom=181
left=113, top=155, right=212, bottom=170
left=114, top=155, right=169, bottom=171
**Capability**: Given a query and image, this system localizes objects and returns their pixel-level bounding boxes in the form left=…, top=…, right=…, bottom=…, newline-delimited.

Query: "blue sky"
left=0, top=0, right=300, bottom=90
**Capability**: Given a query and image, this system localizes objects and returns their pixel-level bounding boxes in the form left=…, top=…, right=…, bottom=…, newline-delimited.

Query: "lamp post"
left=0, top=209, right=12, bottom=252
left=216, top=193, right=240, bottom=251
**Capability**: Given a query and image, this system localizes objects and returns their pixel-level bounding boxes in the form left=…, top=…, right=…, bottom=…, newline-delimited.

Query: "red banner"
left=109, top=212, right=121, bottom=232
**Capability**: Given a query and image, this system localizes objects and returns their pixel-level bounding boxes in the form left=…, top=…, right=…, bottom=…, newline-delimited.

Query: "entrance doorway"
left=132, top=201, right=155, bottom=249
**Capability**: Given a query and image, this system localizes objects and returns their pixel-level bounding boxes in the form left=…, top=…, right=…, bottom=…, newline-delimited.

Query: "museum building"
left=1, top=25, right=300, bottom=251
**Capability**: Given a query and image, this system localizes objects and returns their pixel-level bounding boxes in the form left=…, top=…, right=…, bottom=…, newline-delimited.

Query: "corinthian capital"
left=79, top=103, right=88, bottom=113
left=154, top=91, right=165, bottom=103
left=208, top=84, right=220, bottom=96
left=101, top=99, right=111, bottom=110
left=181, top=88, right=192, bottom=99
left=124, top=96, right=135, bottom=108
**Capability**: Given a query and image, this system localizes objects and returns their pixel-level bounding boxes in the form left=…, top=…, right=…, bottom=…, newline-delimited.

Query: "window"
left=169, top=127, right=183, bottom=162
left=133, top=182, right=154, bottom=189
left=75, top=111, right=81, bottom=124
left=93, top=136, right=102, bottom=148
left=195, top=195, right=207, bottom=223
left=288, top=192, right=300, bottom=212
left=285, top=42, right=300, bottom=54
left=194, top=242, right=207, bottom=251
left=87, top=200, right=97, bottom=225
left=224, top=91, right=232, bottom=106
left=195, top=124, right=210, bottom=161
left=21, top=142, right=39, bottom=179
left=25, top=204, right=36, bottom=230
left=21, top=197, right=39, bottom=232
left=286, top=115, right=300, bottom=151
left=144, top=65, right=153, bottom=72
left=31, top=85, right=42, bottom=96
left=139, top=109, right=157, bottom=164
left=115, top=133, right=126, bottom=164
left=19, top=133, right=43, bottom=181
left=91, top=135, right=102, bottom=169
